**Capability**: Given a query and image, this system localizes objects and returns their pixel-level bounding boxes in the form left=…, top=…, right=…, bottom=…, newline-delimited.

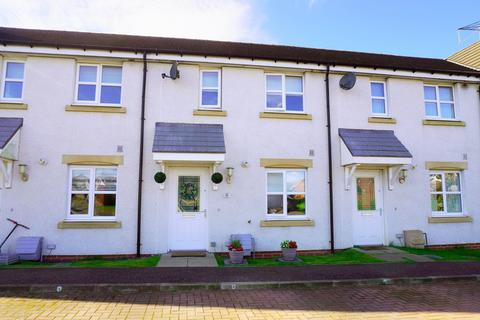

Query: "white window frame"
left=199, top=69, right=221, bottom=109
left=266, top=169, right=307, bottom=219
left=423, top=85, right=456, bottom=120
left=1, top=60, right=25, bottom=101
left=370, top=81, right=388, bottom=116
left=67, top=166, right=118, bottom=220
left=265, top=74, right=304, bottom=113
left=74, top=64, right=123, bottom=106
left=429, top=171, right=465, bottom=217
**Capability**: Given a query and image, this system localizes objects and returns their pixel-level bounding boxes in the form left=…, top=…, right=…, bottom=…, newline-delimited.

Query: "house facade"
left=0, top=27, right=479, bottom=257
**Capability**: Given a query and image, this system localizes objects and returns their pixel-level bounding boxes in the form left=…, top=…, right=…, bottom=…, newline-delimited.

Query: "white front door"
left=352, top=170, right=385, bottom=246
left=168, top=168, right=208, bottom=251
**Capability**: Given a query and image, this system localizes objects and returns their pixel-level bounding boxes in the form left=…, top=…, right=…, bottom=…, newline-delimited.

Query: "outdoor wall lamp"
left=398, top=169, right=408, bottom=184
left=18, top=164, right=29, bottom=182
left=226, top=167, right=234, bottom=184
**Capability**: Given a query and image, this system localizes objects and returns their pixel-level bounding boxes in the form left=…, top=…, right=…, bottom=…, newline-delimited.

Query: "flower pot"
left=229, top=250, right=244, bottom=264
left=282, top=248, right=297, bottom=261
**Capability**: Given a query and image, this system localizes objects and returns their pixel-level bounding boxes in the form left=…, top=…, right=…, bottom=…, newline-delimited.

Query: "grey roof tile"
left=0, top=117, right=23, bottom=149
left=339, top=128, right=412, bottom=158
left=153, top=122, right=225, bottom=153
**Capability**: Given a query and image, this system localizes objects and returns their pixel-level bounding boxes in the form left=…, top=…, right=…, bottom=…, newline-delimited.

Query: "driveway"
left=1, top=281, right=480, bottom=319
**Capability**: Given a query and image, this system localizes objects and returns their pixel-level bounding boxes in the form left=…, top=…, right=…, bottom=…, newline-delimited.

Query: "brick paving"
left=1, top=281, right=480, bottom=319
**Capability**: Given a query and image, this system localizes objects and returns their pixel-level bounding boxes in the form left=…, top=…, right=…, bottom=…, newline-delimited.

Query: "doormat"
left=170, top=251, right=207, bottom=257
left=277, top=257, right=303, bottom=263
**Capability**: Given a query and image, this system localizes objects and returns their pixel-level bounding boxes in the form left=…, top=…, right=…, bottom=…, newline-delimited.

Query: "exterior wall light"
left=18, top=164, right=29, bottom=182
left=226, top=167, right=234, bottom=184
left=399, top=169, right=408, bottom=184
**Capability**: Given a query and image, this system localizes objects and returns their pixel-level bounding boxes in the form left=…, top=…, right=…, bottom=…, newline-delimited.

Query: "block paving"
left=1, top=281, right=480, bottom=319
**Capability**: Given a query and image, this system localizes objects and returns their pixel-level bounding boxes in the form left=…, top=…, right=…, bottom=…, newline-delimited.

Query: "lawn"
left=0, top=255, right=160, bottom=268
left=215, top=248, right=383, bottom=267
left=398, top=247, right=480, bottom=261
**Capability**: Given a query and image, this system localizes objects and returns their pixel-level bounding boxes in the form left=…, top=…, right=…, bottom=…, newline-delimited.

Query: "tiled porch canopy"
left=339, top=128, right=412, bottom=190
left=152, top=122, right=226, bottom=163
left=0, top=117, right=23, bottom=188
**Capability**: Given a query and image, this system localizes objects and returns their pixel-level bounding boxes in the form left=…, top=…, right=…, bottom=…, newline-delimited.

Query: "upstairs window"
left=2, top=61, right=25, bottom=100
left=370, top=81, right=387, bottom=116
left=76, top=64, right=122, bottom=105
left=200, top=70, right=221, bottom=108
left=429, top=172, right=463, bottom=216
left=68, top=167, right=117, bottom=219
left=424, top=85, right=455, bottom=119
left=266, top=74, right=303, bottom=112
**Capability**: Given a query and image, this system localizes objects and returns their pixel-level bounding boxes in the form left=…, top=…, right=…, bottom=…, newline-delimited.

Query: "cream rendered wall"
left=0, top=56, right=143, bottom=255
left=330, top=74, right=480, bottom=248
left=140, top=63, right=330, bottom=253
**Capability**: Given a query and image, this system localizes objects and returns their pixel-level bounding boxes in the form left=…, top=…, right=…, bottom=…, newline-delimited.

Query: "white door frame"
left=167, top=167, right=209, bottom=251
left=352, top=170, right=386, bottom=246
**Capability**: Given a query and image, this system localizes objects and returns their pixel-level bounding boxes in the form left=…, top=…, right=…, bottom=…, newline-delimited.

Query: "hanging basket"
left=211, top=172, right=223, bottom=184
left=154, top=171, right=167, bottom=184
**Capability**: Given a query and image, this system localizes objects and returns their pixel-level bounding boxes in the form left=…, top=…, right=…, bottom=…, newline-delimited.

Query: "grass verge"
left=397, top=247, right=480, bottom=261
left=215, top=248, right=383, bottom=267
left=0, top=255, right=160, bottom=268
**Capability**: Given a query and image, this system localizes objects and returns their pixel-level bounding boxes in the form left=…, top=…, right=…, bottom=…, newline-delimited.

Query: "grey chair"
left=230, top=234, right=255, bottom=258
left=16, top=236, right=43, bottom=261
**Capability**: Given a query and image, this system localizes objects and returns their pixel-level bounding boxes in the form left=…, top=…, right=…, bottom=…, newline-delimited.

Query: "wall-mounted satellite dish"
left=339, top=72, right=356, bottom=90
left=162, top=62, right=180, bottom=80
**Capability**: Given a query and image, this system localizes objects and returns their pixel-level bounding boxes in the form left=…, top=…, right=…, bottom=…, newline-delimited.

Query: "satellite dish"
left=339, top=72, right=356, bottom=90
left=162, top=62, right=180, bottom=80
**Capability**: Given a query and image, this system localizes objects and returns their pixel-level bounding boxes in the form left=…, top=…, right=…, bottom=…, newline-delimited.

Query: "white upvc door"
left=352, top=170, right=385, bottom=246
left=168, top=167, right=209, bottom=251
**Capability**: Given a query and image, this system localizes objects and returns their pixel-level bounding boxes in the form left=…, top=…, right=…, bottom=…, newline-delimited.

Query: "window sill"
left=57, top=220, right=122, bottom=229
left=422, top=119, right=465, bottom=127
left=368, top=116, right=397, bottom=124
left=260, top=219, right=315, bottom=227
left=0, top=102, right=28, bottom=110
left=259, top=112, right=312, bottom=120
left=193, top=109, right=227, bottom=117
left=428, top=216, right=472, bottom=224
left=66, top=105, right=126, bottom=113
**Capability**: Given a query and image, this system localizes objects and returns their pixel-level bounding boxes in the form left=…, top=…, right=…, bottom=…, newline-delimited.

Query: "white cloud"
left=0, top=0, right=272, bottom=43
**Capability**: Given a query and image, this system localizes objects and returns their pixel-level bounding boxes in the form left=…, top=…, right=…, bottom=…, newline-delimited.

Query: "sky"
left=0, top=0, right=479, bottom=59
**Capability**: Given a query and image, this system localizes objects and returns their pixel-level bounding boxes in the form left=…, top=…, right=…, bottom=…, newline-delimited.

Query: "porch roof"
left=152, top=122, right=225, bottom=163
left=0, top=117, right=23, bottom=150
left=339, top=128, right=412, bottom=166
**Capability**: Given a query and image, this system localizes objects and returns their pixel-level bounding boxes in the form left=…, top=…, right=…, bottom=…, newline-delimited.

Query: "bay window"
left=68, top=167, right=117, bottom=219
left=266, top=169, right=306, bottom=217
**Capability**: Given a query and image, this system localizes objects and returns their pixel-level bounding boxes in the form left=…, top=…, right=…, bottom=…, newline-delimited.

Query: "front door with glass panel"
left=352, top=171, right=385, bottom=246
left=168, top=168, right=208, bottom=251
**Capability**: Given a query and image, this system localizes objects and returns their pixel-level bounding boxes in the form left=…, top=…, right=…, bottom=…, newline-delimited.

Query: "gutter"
left=325, top=65, right=335, bottom=253
left=136, top=52, right=147, bottom=256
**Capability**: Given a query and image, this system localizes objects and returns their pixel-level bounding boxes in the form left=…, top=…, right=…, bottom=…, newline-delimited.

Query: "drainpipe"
left=325, top=65, right=335, bottom=253
left=136, top=52, right=148, bottom=257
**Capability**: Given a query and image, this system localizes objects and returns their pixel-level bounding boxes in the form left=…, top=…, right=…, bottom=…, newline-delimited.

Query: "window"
left=429, top=172, right=463, bottom=215
left=370, top=82, right=387, bottom=116
left=200, top=70, right=221, bottom=108
left=266, top=169, right=306, bottom=217
left=356, top=177, right=376, bottom=210
left=76, top=64, right=122, bottom=105
left=2, top=61, right=25, bottom=100
left=424, top=85, right=455, bottom=119
left=266, top=74, right=303, bottom=112
left=68, top=167, right=117, bottom=219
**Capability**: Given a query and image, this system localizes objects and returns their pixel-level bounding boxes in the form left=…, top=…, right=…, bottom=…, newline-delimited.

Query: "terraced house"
left=0, top=27, right=479, bottom=258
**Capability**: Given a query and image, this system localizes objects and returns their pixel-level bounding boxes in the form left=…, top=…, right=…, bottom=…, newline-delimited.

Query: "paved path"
left=0, top=262, right=479, bottom=286
left=156, top=253, right=218, bottom=267
left=1, top=281, right=480, bottom=319
left=355, top=246, right=434, bottom=262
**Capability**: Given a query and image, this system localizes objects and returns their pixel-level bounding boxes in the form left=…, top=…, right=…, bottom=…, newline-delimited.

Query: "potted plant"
left=227, top=239, right=244, bottom=264
left=281, top=240, right=298, bottom=261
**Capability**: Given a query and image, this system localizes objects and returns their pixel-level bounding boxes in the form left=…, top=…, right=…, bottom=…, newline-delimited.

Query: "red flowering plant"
left=281, top=240, right=298, bottom=249
left=227, top=239, right=244, bottom=252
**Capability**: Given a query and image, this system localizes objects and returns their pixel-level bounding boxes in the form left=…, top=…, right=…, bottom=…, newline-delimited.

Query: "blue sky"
left=1, top=0, right=479, bottom=59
